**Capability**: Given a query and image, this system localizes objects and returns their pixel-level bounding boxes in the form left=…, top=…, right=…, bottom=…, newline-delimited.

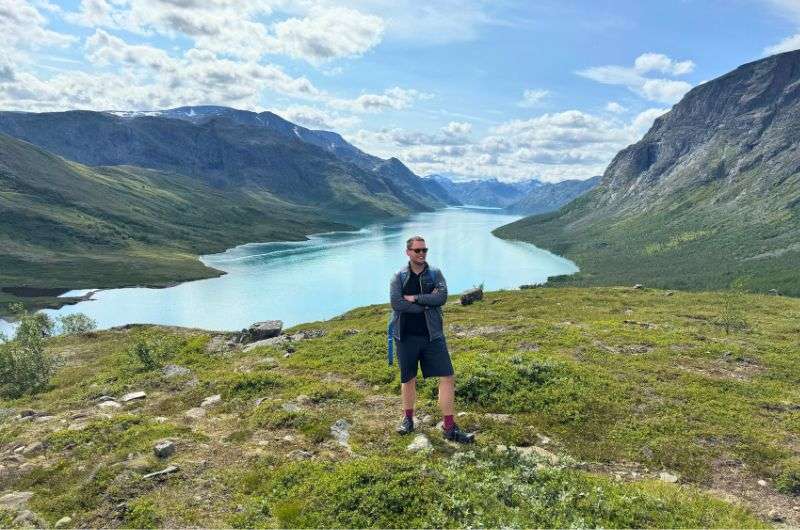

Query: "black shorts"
left=395, top=335, right=454, bottom=383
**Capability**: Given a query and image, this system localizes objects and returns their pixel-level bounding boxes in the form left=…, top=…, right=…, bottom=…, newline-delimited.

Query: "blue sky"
left=1, top=0, right=798, bottom=182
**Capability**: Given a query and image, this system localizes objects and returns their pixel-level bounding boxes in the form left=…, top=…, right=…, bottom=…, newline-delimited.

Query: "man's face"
left=406, top=240, right=428, bottom=265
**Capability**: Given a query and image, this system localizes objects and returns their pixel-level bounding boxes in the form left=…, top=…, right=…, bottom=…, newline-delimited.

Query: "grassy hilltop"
left=1, top=287, right=799, bottom=527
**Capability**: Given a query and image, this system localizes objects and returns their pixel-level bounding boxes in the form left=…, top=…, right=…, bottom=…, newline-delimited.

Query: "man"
left=389, top=235, right=475, bottom=444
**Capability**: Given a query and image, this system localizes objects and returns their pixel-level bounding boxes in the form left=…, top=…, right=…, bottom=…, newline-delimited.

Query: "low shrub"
left=776, top=466, right=800, bottom=496
left=0, top=303, right=56, bottom=398
left=126, top=329, right=180, bottom=370
left=57, top=313, right=97, bottom=336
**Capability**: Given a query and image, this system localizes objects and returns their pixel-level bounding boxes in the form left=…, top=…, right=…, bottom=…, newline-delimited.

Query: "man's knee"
left=439, top=375, right=454, bottom=385
left=402, top=377, right=417, bottom=386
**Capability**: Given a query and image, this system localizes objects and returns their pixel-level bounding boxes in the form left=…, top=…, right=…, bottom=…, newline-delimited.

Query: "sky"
left=1, top=0, right=798, bottom=183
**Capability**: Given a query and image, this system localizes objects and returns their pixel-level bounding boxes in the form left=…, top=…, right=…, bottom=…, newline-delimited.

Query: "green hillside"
left=494, top=51, right=800, bottom=296
left=1, top=287, right=798, bottom=527
left=0, top=133, right=363, bottom=316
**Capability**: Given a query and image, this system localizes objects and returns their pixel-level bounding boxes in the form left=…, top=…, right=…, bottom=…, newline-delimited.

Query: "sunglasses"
left=409, top=248, right=429, bottom=254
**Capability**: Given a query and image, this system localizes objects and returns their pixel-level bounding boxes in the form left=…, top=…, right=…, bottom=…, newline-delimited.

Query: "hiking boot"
left=443, top=424, right=475, bottom=444
left=396, top=416, right=414, bottom=435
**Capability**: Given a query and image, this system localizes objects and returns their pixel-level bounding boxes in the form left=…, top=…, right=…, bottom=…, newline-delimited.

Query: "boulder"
left=243, top=336, right=288, bottom=352
left=330, top=419, right=351, bottom=448
left=120, top=391, right=146, bottom=402
left=460, top=287, right=483, bottom=305
left=97, top=401, right=122, bottom=410
left=142, top=465, right=179, bottom=479
left=22, top=442, right=44, bottom=457
left=245, top=320, right=283, bottom=343
left=184, top=407, right=206, bottom=421
left=288, top=450, right=313, bottom=460
left=407, top=434, right=432, bottom=453
left=12, top=510, right=44, bottom=527
left=55, top=516, right=73, bottom=528
left=153, top=440, right=176, bottom=458
left=0, top=491, right=33, bottom=509
left=659, top=471, right=678, bottom=483
left=200, top=394, right=222, bottom=408
left=162, top=364, right=191, bottom=378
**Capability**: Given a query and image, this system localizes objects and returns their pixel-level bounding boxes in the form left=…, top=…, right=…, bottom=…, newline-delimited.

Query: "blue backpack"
left=387, top=267, right=436, bottom=366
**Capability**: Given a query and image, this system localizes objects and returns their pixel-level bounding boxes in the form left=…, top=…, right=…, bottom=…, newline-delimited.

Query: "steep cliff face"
left=495, top=51, right=800, bottom=295
left=593, top=50, right=800, bottom=216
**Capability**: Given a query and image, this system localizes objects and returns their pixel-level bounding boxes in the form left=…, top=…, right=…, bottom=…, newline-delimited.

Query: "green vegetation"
left=1, top=287, right=798, bottom=527
left=494, top=180, right=800, bottom=295
left=0, top=304, right=56, bottom=398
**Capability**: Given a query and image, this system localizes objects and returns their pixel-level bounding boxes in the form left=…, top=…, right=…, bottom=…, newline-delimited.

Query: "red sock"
left=405, top=409, right=414, bottom=419
left=443, top=415, right=455, bottom=430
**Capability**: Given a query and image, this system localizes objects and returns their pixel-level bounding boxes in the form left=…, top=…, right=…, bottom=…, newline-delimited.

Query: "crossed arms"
left=389, top=269, right=448, bottom=313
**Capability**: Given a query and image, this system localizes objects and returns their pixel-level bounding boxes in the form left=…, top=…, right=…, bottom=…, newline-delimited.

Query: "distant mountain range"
left=426, top=174, right=600, bottom=214
left=0, top=106, right=448, bottom=223
left=495, top=50, right=800, bottom=295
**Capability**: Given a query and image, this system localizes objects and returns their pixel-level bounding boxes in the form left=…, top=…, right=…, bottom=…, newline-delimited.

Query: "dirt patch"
left=592, top=341, right=653, bottom=355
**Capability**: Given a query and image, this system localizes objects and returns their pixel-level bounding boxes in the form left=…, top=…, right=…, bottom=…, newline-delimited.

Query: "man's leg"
left=438, top=375, right=454, bottom=417
left=402, top=377, right=417, bottom=412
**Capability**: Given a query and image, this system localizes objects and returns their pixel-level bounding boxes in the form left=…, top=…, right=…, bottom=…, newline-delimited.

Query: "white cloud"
left=634, top=52, right=695, bottom=75
left=348, top=108, right=670, bottom=183
left=330, top=87, right=431, bottom=112
left=578, top=52, right=694, bottom=104
left=764, top=33, right=800, bottom=55
left=269, top=105, right=361, bottom=130
left=0, top=0, right=76, bottom=53
left=519, top=88, right=549, bottom=107
left=267, top=7, right=384, bottom=64
left=605, top=101, right=626, bottom=113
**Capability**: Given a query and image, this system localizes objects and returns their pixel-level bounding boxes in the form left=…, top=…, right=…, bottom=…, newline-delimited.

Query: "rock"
left=665, top=291, right=675, bottom=296
left=421, top=414, right=434, bottom=426
left=484, top=413, right=511, bottom=423
left=659, top=471, right=679, bottom=483
left=288, top=450, right=313, bottom=460
left=757, top=479, right=767, bottom=487
left=246, top=320, right=283, bottom=343
left=768, top=509, right=784, bottom=522
left=537, top=434, right=552, bottom=445
left=120, top=391, right=146, bottom=402
left=292, top=329, right=326, bottom=340
left=457, top=411, right=467, bottom=417
left=343, top=328, right=359, bottom=336
left=55, top=516, right=72, bottom=528
left=22, top=442, right=44, bottom=456
left=295, top=394, right=312, bottom=405
left=68, top=421, right=88, bottom=431
left=633, top=283, right=644, bottom=289
left=162, top=364, right=191, bottom=378
left=12, top=509, right=44, bottom=527
left=282, top=434, right=295, bottom=442
left=153, top=440, right=176, bottom=458
left=496, top=445, right=559, bottom=465
left=98, top=400, right=122, bottom=410
left=0, top=491, right=33, bottom=509
left=201, top=394, right=222, bottom=408
left=206, top=335, right=233, bottom=353
left=407, top=434, right=432, bottom=453
left=768, top=289, right=781, bottom=296
left=283, top=352, right=292, bottom=358
left=95, top=395, right=115, bottom=403
left=281, top=402, right=301, bottom=413
left=142, top=465, right=179, bottom=479
left=330, top=419, right=350, bottom=448
left=184, top=407, right=206, bottom=421
left=18, top=410, right=35, bottom=418
left=243, top=336, right=288, bottom=352
left=34, top=415, right=55, bottom=423
left=460, top=287, right=483, bottom=305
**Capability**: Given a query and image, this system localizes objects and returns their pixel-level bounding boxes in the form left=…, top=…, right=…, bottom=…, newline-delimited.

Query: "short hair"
left=406, top=235, right=425, bottom=249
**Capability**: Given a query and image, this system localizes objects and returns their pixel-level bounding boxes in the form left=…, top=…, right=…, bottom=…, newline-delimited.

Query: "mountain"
left=505, top=176, right=601, bottom=215
left=426, top=174, right=540, bottom=207
left=0, top=133, right=348, bottom=313
left=0, top=107, right=447, bottom=222
left=494, top=51, right=800, bottom=295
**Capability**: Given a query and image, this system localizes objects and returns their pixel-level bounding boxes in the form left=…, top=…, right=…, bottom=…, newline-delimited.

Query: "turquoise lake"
left=0, top=207, right=578, bottom=335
